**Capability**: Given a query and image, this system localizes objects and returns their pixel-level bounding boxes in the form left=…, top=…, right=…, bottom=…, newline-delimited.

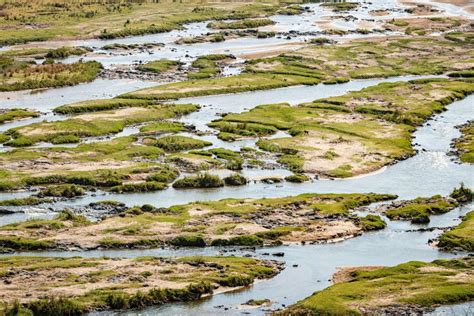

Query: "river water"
left=0, top=0, right=473, bottom=315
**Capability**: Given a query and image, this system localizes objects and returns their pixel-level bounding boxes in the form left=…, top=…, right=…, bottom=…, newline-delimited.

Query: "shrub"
left=358, top=215, right=387, bottom=231
left=151, top=136, right=211, bottom=152
left=168, top=235, right=206, bottom=247
left=27, top=297, right=86, bottom=316
left=285, top=174, right=310, bottom=183
left=172, top=173, right=224, bottom=189
left=211, top=235, right=263, bottom=246
left=37, top=184, right=85, bottom=198
left=450, top=183, right=473, bottom=203
left=223, top=174, right=247, bottom=186
left=110, top=181, right=167, bottom=193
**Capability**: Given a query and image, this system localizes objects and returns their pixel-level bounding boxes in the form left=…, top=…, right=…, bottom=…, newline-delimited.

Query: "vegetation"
left=358, top=215, right=387, bottom=231
left=385, top=195, right=458, bottom=223
left=149, top=135, right=211, bottom=152
left=110, top=181, right=168, bottom=193
left=0, top=193, right=397, bottom=251
left=0, top=255, right=280, bottom=314
left=0, top=136, right=179, bottom=191
left=54, top=98, right=154, bottom=114
left=285, top=174, right=310, bottom=183
left=438, top=211, right=473, bottom=252
left=450, top=183, right=473, bottom=203
left=140, top=121, right=186, bottom=134
left=0, top=59, right=101, bottom=92
left=282, top=257, right=474, bottom=315
left=453, top=121, right=473, bottom=163
left=123, top=35, right=473, bottom=100
left=223, top=173, right=248, bottom=186
left=188, top=54, right=233, bottom=80
left=36, top=184, right=85, bottom=198
left=138, top=59, right=182, bottom=73
left=0, top=109, right=39, bottom=125
left=172, top=173, right=224, bottom=189
left=321, top=2, right=359, bottom=12
left=5, top=104, right=198, bottom=146
left=210, top=79, right=474, bottom=177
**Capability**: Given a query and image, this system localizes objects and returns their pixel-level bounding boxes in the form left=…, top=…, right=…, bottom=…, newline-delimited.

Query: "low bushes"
left=358, top=215, right=387, bottom=231
left=223, top=174, right=247, bottom=186
left=37, top=184, right=85, bottom=198
left=172, top=173, right=224, bottom=189
left=211, top=235, right=263, bottom=246
left=110, top=182, right=167, bottom=193
left=285, top=174, right=310, bottom=183
left=150, top=136, right=211, bottom=152
left=168, top=235, right=206, bottom=247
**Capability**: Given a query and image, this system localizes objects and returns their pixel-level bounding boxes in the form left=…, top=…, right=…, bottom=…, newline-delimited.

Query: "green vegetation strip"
left=0, top=255, right=280, bottom=315
left=281, top=257, right=474, bottom=315
left=0, top=193, right=395, bottom=251
left=0, top=58, right=101, bottom=92
left=4, top=104, right=198, bottom=146
left=122, top=35, right=473, bottom=100
left=453, top=120, right=473, bottom=163
left=438, top=211, right=473, bottom=252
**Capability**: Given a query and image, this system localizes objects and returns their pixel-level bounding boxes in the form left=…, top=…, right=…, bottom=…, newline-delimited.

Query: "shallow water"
left=0, top=79, right=157, bottom=112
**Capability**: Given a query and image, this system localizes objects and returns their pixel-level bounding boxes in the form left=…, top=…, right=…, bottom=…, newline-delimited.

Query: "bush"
left=37, top=184, right=85, bottom=198
left=285, top=174, right=310, bottom=183
left=172, top=173, right=224, bottom=189
left=151, top=136, right=211, bottom=152
left=27, top=297, right=86, bottom=316
left=211, top=235, right=263, bottom=246
left=223, top=174, right=247, bottom=186
left=450, top=183, right=473, bottom=203
left=50, top=135, right=80, bottom=144
left=218, top=275, right=253, bottom=287
left=169, top=235, right=206, bottom=247
left=110, top=181, right=167, bottom=193
left=358, top=215, right=387, bottom=231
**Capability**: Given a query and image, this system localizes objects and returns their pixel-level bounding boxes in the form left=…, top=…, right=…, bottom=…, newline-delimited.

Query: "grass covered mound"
left=0, top=255, right=281, bottom=315
left=384, top=195, right=458, bottom=224
left=0, top=193, right=395, bottom=251
left=138, top=59, right=182, bottom=73
left=172, top=172, right=224, bottom=188
left=53, top=98, right=154, bottom=114
left=188, top=54, right=234, bottom=80
left=453, top=120, right=473, bottom=163
left=0, top=109, right=39, bottom=125
left=321, top=2, right=359, bottom=12
left=148, top=135, right=212, bottom=152
left=0, top=136, right=180, bottom=191
left=4, top=104, right=198, bottom=147
left=210, top=79, right=474, bottom=177
left=282, top=257, right=474, bottom=315
left=438, top=211, right=474, bottom=252
left=0, top=58, right=101, bottom=92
